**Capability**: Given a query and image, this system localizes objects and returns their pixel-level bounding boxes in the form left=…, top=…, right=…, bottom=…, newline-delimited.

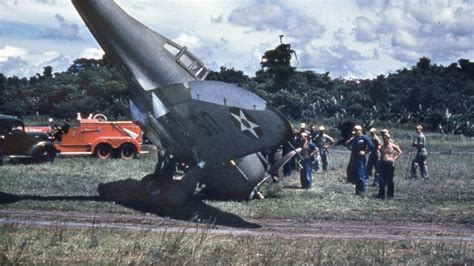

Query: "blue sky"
left=0, top=0, right=473, bottom=79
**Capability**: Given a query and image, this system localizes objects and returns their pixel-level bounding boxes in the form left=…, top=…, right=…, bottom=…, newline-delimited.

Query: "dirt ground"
left=1, top=209, right=473, bottom=243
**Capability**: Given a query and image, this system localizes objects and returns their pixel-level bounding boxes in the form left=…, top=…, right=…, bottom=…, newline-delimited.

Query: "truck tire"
left=95, top=144, right=112, bottom=159
left=120, top=143, right=137, bottom=160
left=35, top=147, right=56, bottom=163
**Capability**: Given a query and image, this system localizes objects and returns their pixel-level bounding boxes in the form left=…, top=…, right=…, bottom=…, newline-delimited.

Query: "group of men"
left=285, top=123, right=429, bottom=199
left=284, top=123, right=335, bottom=189
left=349, top=125, right=429, bottom=198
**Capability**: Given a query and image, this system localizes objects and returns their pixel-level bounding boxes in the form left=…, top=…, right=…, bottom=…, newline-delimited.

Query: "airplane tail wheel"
left=95, top=144, right=112, bottom=159
left=120, top=143, right=137, bottom=160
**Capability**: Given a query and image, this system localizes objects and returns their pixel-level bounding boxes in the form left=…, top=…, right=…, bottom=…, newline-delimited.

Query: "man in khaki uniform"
left=410, top=125, right=429, bottom=179
left=313, top=125, right=335, bottom=173
left=367, top=128, right=381, bottom=186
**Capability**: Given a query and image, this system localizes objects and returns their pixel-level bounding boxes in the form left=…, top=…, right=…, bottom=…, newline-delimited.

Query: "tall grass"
left=0, top=224, right=472, bottom=264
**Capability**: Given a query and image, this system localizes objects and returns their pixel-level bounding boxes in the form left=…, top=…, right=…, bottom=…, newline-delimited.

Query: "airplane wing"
left=135, top=80, right=291, bottom=165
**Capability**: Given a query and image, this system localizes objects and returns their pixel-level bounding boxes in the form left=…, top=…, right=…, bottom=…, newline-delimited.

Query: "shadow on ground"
left=0, top=179, right=260, bottom=229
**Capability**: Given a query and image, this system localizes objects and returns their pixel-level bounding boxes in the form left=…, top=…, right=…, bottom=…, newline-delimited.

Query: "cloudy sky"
left=0, top=0, right=473, bottom=79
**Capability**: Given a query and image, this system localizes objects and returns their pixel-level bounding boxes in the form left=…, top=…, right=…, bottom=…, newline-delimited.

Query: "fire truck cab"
left=26, top=114, right=145, bottom=159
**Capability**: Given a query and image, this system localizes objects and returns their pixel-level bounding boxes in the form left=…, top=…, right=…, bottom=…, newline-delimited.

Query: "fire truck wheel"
left=95, top=144, right=112, bottom=159
left=120, top=143, right=137, bottom=160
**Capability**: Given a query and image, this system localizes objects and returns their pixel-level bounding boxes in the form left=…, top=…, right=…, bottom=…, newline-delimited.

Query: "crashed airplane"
left=72, top=0, right=294, bottom=206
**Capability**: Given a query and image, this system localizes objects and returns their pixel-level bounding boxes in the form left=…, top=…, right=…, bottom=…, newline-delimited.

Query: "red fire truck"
left=26, top=114, right=146, bottom=159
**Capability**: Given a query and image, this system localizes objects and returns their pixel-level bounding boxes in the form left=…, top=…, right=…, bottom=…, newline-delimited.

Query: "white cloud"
left=40, top=14, right=81, bottom=40
left=348, top=0, right=474, bottom=66
left=0, top=46, right=73, bottom=77
left=37, top=54, right=71, bottom=74
left=352, top=17, right=378, bottom=42
left=0, top=0, right=472, bottom=79
left=172, top=32, right=203, bottom=49
left=0, top=45, right=28, bottom=62
left=80, top=48, right=104, bottom=59
left=300, top=44, right=373, bottom=77
left=227, top=2, right=325, bottom=41
left=0, top=57, right=29, bottom=77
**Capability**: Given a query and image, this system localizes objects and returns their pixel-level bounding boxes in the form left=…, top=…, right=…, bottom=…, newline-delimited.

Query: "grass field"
left=1, top=134, right=472, bottom=225
left=1, top=224, right=472, bottom=265
left=1, top=130, right=473, bottom=263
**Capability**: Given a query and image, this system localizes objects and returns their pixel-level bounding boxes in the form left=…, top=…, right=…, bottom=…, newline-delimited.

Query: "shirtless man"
left=377, top=133, right=402, bottom=199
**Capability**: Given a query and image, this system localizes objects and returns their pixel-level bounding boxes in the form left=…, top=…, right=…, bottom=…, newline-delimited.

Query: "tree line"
left=1, top=44, right=473, bottom=136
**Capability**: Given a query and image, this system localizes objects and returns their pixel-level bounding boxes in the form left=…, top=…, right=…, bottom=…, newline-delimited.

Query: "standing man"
left=411, top=125, right=429, bottom=179
left=345, top=130, right=356, bottom=184
left=297, top=123, right=310, bottom=145
left=347, top=125, right=375, bottom=196
left=367, top=128, right=381, bottom=185
left=310, top=125, right=321, bottom=172
left=314, top=125, right=335, bottom=173
left=377, top=133, right=402, bottom=199
left=298, top=132, right=317, bottom=189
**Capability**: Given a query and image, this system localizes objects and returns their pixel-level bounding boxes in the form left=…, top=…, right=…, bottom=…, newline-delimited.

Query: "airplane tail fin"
left=72, top=0, right=207, bottom=90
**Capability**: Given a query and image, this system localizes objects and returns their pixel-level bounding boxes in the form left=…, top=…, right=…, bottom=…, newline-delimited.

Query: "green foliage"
left=0, top=47, right=472, bottom=135
left=208, top=55, right=473, bottom=136
left=0, top=56, right=128, bottom=120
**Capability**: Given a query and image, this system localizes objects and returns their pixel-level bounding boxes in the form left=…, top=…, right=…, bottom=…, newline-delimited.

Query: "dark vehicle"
left=0, top=114, right=57, bottom=164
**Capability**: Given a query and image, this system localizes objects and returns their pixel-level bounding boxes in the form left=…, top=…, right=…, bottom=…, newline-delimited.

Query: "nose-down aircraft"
left=72, top=0, right=294, bottom=206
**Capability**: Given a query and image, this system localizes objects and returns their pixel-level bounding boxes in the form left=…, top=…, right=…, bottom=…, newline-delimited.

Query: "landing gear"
left=141, top=153, right=204, bottom=207
left=154, top=150, right=177, bottom=180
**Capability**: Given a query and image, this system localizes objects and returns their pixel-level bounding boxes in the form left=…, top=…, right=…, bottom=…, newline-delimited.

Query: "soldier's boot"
left=421, top=162, right=429, bottom=179
left=377, top=186, right=385, bottom=199
left=410, top=162, right=419, bottom=179
left=371, top=173, right=379, bottom=186
left=387, top=183, right=394, bottom=198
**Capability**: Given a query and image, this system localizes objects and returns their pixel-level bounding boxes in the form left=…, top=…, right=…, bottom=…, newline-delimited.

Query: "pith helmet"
left=300, top=123, right=306, bottom=129
left=369, top=128, right=376, bottom=133
left=319, top=125, right=325, bottom=131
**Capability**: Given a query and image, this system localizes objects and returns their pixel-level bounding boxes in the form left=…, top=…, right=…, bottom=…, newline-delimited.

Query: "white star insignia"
left=230, top=109, right=260, bottom=139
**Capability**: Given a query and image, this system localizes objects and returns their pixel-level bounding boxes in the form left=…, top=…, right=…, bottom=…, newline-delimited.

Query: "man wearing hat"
left=313, top=125, right=335, bottom=173
left=367, top=128, right=381, bottom=185
left=346, top=125, right=375, bottom=196
left=298, top=132, right=317, bottom=189
left=411, top=125, right=429, bottom=179
left=378, top=133, right=402, bottom=199
left=296, top=123, right=310, bottom=147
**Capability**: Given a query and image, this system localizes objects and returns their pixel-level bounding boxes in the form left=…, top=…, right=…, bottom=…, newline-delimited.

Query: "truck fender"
left=26, top=141, right=58, bottom=157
